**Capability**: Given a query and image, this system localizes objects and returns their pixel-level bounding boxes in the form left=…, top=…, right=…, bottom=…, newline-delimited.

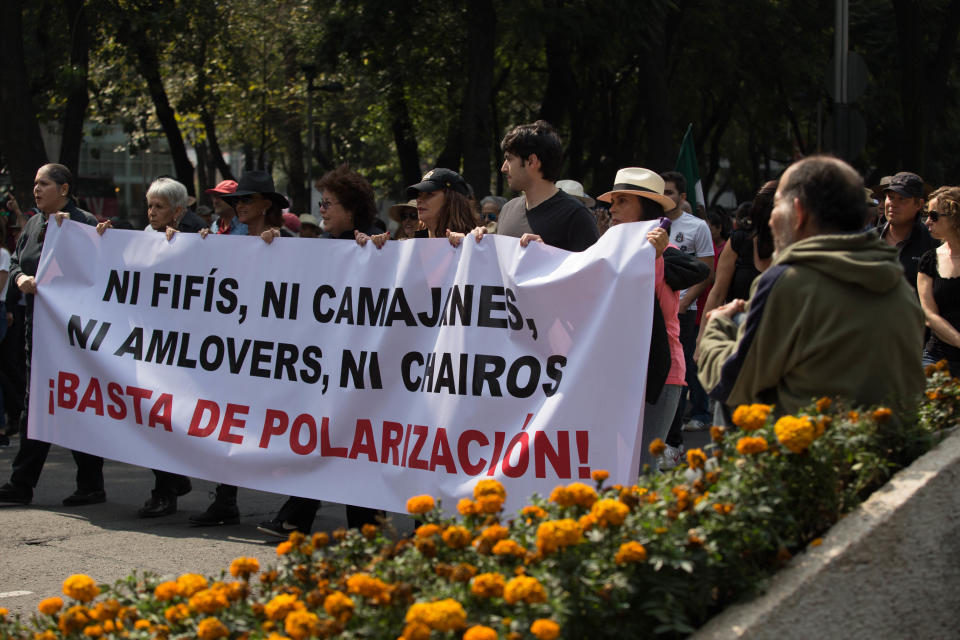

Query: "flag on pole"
left=675, top=123, right=704, bottom=213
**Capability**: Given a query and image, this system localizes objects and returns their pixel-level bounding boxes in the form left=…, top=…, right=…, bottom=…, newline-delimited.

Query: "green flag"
left=675, top=123, right=703, bottom=214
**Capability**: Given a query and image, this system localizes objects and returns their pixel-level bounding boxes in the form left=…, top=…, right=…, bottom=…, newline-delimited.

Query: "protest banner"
left=29, top=221, right=655, bottom=514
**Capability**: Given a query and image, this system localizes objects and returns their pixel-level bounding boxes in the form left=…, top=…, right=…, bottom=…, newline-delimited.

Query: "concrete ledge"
left=693, top=427, right=960, bottom=640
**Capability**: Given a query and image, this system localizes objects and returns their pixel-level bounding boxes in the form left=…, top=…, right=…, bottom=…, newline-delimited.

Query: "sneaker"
left=62, top=488, right=106, bottom=506
left=0, top=482, right=32, bottom=505
left=257, top=520, right=305, bottom=539
left=658, top=443, right=684, bottom=471
left=137, top=491, right=177, bottom=518
left=682, top=419, right=710, bottom=432
left=188, top=500, right=240, bottom=526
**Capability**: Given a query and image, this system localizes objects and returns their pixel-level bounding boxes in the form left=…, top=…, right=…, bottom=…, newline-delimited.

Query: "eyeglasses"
left=400, top=211, right=418, bottom=221
left=319, top=199, right=340, bottom=210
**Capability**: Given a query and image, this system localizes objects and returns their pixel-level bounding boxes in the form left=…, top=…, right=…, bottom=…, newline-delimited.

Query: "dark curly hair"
left=751, top=180, right=778, bottom=259
left=317, top=164, right=376, bottom=232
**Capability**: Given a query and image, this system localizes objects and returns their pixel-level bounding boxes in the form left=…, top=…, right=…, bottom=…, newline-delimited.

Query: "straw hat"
left=597, top=168, right=675, bottom=212
left=556, top=179, right=595, bottom=207
left=389, top=199, right=418, bottom=223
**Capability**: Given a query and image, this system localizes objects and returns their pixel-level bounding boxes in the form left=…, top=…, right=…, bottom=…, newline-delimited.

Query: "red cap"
left=204, top=179, right=238, bottom=195
left=282, top=212, right=301, bottom=233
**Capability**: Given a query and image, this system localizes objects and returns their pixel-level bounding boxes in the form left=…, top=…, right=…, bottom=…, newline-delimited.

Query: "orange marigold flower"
left=736, top=436, right=769, bottom=455
left=492, top=539, right=526, bottom=557
left=264, top=593, right=304, bottom=621
left=578, top=513, right=598, bottom=531
left=615, top=541, right=648, bottom=564
left=731, top=404, right=773, bottom=431
left=229, top=557, right=260, bottom=579
left=196, top=618, right=229, bottom=640
left=441, top=525, right=472, bottom=549
left=709, top=425, right=725, bottom=442
left=687, top=529, right=705, bottom=547
left=175, top=573, right=208, bottom=598
left=361, top=523, right=378, bottom=539
left=814, top=416, right=831, bottom=438
left=154, top=581, right=178, bottom=602
left=276, top=541, right=293, bottom=555
left=163, top=604, right=190, bottom=624
left=774, top=415, right=816, bottom=454
left=536, top=519, right=583, bottom=554
left=473, top=479, right=506, bottom=500
left=477, top=494, right=505, bottom=514
left=478, top=524, right=509, bottom=544
left=470, top=572, right=506, bottom=598
left=810, top=537, right=823, bottom=547
left=36, top=630, right=59, bottom=640
left=406, top=495, right=436, bottom=515
left=39, top=597, right=64, bottom=615
left=815, top=397, right=833, bottom=413
left=521, top=505, right=548, bottom=520
left=450, top=563, right=479, bottom=582
left=404, top=599, right=467, bottom=631
left=58, top=605, right=92, bottom=635
left=82, top=624, right=103, bottom=637
left=530, top=619, right=561, bottom=640
left=591, top=469, right=610, bottom=484
left=0, top=607, right=7, bottom=620
left=312, top=532, right=329, bottom=548
left=415, top=523, right=442, bottom=538
left=648, top=438, right=667, bottom=457
left=712, top=502, right=734, bottom=515
left=686, top=448, right=707, bottom=470
left=284, top=610, right=319, bottom=640
left=872, top=407, right=893, bottom=422
left=189, top=589, right=229, bottom=614
left=401, top=621, right=431, bottom=640
left=322, top=591, right=354, bottom=623
left=464, top=624, right=499, bottom=640
left=503, top=575, right=547, bottom=605
left=847, top=410, right=860, bottom=422
left=63, top=575, right=100, bottom=603
left=589, top=498, right=629, bottom=527
left=457, top=498, right=478, bottom=516
left=134, top=620, right=151, bottom=630
left=346, top=573, right=392, bottom=604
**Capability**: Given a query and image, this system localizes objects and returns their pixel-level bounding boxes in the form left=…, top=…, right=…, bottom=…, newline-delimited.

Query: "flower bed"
left=1, top=363, right=957, bottom=640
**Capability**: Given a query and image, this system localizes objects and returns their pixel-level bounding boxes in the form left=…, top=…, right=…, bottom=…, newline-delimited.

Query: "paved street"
left=0, top=439, right=415, bottom=619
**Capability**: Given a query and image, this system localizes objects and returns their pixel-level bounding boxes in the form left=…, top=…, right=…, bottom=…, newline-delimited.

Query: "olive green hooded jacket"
left=698, top=231, right=925, bottom=415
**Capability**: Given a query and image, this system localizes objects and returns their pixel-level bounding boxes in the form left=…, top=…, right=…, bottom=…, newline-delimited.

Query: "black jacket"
left=10, top=201, right=97, bottom=313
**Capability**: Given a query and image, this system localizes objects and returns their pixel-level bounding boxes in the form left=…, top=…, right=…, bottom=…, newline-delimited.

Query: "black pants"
left=9, top=310, right=103, bottom=491
left=151, top=469, right=190, bottom=497
left=277, top=496, right=381, bottom=532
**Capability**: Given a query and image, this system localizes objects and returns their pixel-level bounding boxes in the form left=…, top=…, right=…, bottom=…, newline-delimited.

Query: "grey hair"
left=146, top=177, right=189, bottom=212
left=480, top=195, right=507, bottom=210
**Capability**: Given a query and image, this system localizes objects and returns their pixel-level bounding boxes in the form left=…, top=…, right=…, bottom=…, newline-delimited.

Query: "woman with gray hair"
left=97, top=176, right=207, bottom=516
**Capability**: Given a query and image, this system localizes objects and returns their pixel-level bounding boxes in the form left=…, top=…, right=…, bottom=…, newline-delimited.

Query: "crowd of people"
left=0, top=118, right=952, bottom=537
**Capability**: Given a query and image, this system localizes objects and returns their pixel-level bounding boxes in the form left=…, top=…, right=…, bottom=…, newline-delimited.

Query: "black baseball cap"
left=884, top=172, right=924, bottom=199
left=406, top=168, right=470, bottom=198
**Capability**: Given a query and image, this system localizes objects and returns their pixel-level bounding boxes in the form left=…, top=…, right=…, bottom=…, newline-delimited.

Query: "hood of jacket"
left=773, top=231, right=905, bottom=293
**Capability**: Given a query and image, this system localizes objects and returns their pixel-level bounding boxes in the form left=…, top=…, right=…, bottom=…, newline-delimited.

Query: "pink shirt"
left=655, top=254, right=686, bottom=386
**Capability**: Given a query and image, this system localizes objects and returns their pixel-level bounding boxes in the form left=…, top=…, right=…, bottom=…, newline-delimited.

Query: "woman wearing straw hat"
left=598, top=167, right=705, bottom=473
left=389, top=199, right=420, bottom=240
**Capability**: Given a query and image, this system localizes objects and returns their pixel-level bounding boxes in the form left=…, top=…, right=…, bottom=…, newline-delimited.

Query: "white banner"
left=30, top=221, right=655, bottom=514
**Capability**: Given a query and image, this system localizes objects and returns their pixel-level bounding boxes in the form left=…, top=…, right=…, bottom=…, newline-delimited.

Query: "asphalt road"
left=0, top=438, right=415, bottom=620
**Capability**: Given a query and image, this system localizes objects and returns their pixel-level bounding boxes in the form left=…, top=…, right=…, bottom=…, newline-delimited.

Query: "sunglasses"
left=924, top=209, right=950, bottom=222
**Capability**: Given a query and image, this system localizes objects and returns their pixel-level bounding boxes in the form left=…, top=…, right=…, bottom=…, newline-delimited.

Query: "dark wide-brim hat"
left=221, top=170, right=289, bottom=209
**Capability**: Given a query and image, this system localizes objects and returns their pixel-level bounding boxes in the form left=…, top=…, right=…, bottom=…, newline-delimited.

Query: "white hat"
left=597, top=168, right=675, bottom=212
left=298, top=213, right=321, bottom=228
left=556, top=179, right=596, bottom=208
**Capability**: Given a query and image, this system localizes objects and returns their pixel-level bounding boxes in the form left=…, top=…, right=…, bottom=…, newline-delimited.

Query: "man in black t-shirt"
left=474, top=120, right=599, bottom=252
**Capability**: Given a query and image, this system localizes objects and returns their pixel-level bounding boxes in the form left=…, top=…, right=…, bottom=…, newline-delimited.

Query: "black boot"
left=138, top=490, right=177, bottom=517
left=188, top=485, right=239, bottom=526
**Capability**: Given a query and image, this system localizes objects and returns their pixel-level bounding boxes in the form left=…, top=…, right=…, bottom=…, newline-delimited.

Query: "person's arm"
left=918, top=271, right=960, bottom=348
left=678, top=256, right=714, bottom=313
left=695, top=241, right=738, bottom=356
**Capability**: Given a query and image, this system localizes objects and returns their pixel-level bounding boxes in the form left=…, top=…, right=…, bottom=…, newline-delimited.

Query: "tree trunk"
left=281, top=115, right=307, bottom=212
left=920, top=0, right=960, bottom=183
left=201, top=110, right=234, bottom=181
left=385, top=82, right=420, bottom=195
left=435, top=81, right=463, bottom=171
left=117, top=11, right=195, bottom=195
left=891, top=0, right=924, bottom=172
left=58, top=0, right=89, bottom=176
left=0, top=0, right=48, bottom=201
left=460, top=0, right=496, bottom=198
